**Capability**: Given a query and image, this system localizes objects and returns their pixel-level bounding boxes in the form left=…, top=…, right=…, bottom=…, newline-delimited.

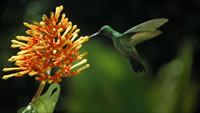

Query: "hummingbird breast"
left=112, top=37, right=146, bottom=72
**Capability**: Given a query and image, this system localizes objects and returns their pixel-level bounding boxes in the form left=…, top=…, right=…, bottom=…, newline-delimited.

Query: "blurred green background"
left=0, top=0, right=200, bottom=113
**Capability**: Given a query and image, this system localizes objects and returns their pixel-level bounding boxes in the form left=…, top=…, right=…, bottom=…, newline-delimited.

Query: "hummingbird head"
left=90, top=25, right=114, bottom=39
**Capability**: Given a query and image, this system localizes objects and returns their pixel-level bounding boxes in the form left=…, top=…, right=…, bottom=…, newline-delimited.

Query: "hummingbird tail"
left=128, top=56, right=146, bottom=73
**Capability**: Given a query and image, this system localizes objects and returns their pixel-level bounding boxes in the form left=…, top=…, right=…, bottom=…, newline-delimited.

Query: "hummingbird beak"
left=89, top=31, right=99, bottom=38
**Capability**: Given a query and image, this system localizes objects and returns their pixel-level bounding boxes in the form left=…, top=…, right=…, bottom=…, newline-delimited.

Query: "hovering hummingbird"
left=90, top=18, right=168, bottom=72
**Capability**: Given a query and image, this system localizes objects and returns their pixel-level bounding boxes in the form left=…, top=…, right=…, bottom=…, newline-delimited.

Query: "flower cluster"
left=2, top=5, right=90, bottom=83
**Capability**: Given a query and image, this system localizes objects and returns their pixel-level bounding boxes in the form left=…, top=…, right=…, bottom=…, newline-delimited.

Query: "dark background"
left=0, top=0, right=200, bottom=113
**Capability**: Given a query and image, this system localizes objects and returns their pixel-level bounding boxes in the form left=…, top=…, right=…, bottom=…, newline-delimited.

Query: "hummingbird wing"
left=121, top=18, right=168, bottom=47
left=124, top=18, right=168, bottom=33
left=125, top=30, right=162, bottom=46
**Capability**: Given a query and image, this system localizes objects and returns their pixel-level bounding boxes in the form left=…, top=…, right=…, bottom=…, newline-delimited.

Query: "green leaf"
left=34, top=83, right=60, bottom=113
left=18, top=83, right=60, bottom=113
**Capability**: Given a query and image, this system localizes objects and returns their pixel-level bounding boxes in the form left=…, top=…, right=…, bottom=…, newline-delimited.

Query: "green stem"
left=31, top=81, right=46, bottom=104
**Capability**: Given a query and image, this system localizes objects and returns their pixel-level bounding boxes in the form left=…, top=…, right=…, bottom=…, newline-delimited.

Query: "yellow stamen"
left=61, top=39, right=71, bottom=48
left=69, top=25, right=77, bottom=34
left=61, top=14, right=66, bottom=20
left=75, top=44, right=82, bottom=50
left=29, top=71, right=38, bottom=76
left=33, top=46, right=45, bottom=50
left=71, top=34, right=78, bottom=42
left=70, top=36, right=89, bottom=50
left=65, top=18, right=69, bottom=23
left=11, top=40, right=28, bottom=47
left=15, top=60, right=25, bottom=65
left=23, top=22, right=30, bottom=27
left=26, top=30, right=31, bottom=35
left=76, top=64, right=90, bottom=73
left=73, top=36, right=89, bottom=45
left=16, top=36, right=30, bottom=41
left=33, top=21, right=39, bottom=25
left=69, top=43, right=80, bottom=51
left=57, top=28, right=64, bottom=33
left=3, top=67, right=23, bottom=72
left=17, top=50, right=29, bottom=55
left=31, top=29, right=43, bottom=36
left=2, top=73, right=16, bottom=80
left=17, top=70, right=30, bottom=76
left=24, top=23, right=37, bottom=29
left=11, top=44, right=21, bottom=48
left=23, top=53, right=35, bottom=57
left=42, top=14, right=48, bottom=21
left=79, top=52, right=88, bottom=57
left=50, top=12, right=54, bottom=18
left=70, top=59, right=87, bottom=70
left=72, top=29, right=80, bottom=36
left=48, top=80, right=53, bottom=84
left=40, top=21, right=45, bottom=27
left=61, top=25, right=72, bottom=40
left=76, top=52, right=88, bottom=60
left=55, top=5, right=63, bottom=19
left=58, top=14, right=68, bottom=26
left=8, top=56, right=23, bottom=62
left=2, top=70, right=29, bottom=80
left=68, top=21, right=72, bottom=26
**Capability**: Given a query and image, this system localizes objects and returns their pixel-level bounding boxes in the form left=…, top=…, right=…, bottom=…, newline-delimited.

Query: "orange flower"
left=2, top=5, right=90, bottom=83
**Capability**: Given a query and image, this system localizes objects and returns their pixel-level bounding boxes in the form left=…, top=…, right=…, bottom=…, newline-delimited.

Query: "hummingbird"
left=90, top=18, right=168, bottom=72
